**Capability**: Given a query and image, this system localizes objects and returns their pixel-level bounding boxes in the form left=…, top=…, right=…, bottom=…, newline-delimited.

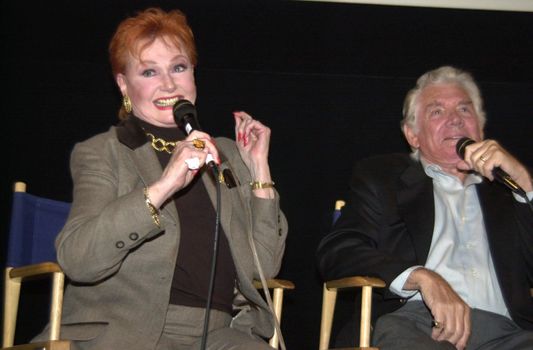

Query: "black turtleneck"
left=136, top=117, right=237, bottom=315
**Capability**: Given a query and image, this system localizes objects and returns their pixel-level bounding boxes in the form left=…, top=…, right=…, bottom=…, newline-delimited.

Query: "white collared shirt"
left=390, top=160, right=513, bottom=317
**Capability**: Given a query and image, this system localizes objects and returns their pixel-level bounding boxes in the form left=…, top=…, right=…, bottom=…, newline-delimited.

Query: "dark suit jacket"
left=34, top=117, right=288, bottom=349
left=317, top=153, right=533, bottom=332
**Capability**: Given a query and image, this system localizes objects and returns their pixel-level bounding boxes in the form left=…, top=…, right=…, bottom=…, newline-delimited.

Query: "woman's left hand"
left=234, top=111, right=271, bottom=171
left=234, top=111, right=274, bottom=199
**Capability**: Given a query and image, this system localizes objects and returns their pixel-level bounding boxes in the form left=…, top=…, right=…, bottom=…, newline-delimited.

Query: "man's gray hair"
left=401, top=66, right=486, bottom=132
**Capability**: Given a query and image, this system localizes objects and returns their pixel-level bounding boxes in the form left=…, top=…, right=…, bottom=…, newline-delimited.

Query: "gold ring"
left=480, top=154, right=488, bottom=163
left=192, top=139, right=206, bottom=150
left=431, top=320, right=443, bottom=329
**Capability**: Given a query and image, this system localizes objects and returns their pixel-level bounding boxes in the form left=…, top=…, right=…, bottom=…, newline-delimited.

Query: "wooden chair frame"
left=253, top=278, right=295, bottom=349
left=319, top=200, right=386, bottom=350
left=319, top=276, right=385, bottom=350
left=2, top=182, right=70, bottom=350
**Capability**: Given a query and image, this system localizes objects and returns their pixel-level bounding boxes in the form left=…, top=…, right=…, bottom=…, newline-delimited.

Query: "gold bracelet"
left=250, top=181, right=275, bottom=190
left=143, top=187, right=161, bottom=228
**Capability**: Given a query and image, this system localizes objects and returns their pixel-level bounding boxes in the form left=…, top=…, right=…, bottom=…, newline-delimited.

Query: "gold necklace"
left=146, top=132, right=179, bottom=154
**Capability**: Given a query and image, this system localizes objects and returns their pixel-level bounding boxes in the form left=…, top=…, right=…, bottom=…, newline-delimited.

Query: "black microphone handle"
left=181, top=116, right=201, bottom=135
left=492, top=167, right=527, bottom=196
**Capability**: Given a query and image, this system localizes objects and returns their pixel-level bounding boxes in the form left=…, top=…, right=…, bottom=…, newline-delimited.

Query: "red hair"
left=109, top=7, right=197, bottom=77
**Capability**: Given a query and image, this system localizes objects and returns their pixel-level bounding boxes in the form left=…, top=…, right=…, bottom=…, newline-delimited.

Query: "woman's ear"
left=116, top=74, right=127, bottom=96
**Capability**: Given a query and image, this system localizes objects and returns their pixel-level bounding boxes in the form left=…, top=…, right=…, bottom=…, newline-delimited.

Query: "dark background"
left=2, top=0, right=532, bottom=348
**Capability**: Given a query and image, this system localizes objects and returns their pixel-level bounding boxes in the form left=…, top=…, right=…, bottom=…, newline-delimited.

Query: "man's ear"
left=403, top=124, right=419, bottom=149
left=116, top=74, right=127, bottom=96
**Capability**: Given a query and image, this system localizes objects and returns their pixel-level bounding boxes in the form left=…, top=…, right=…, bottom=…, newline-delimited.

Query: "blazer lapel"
left=397, top=161, right=435, bottom=264
left=129, top=143, right=163, bottom=187
left=116, top=117, right=179, bottom=223
left=476, top=182, right=516, bottom=293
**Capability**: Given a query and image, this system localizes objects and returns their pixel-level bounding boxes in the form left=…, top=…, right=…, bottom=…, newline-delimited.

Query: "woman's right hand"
left=146, top=130, right=220, bottom=208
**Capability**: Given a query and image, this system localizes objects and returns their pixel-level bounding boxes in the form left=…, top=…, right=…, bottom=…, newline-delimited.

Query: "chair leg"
left=49, top=272, right=65, bottom=341
left=359, top=286, right=373, bottom=348
left=269, top=288, right=284, bottom=349
left=319, top=284, right=337, bottom=350
left=3, top=268, right=21, bottom=348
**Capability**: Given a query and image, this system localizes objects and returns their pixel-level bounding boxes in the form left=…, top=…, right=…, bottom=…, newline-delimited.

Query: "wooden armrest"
left=320, top=276, right=385, bottom=350
left=325, top=276, right=386, bottom=291
left=2, top=340, right=71, bottom=350
left=9, top=262, right=63, bottom=279
left=253, top=279, right=295, bottom=290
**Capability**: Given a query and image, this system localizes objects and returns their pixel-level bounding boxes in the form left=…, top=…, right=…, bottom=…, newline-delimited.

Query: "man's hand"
left=404, top=268, right=471, bottom=350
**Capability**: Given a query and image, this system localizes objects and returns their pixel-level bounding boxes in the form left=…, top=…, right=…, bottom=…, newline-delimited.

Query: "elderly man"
left=317, top=66, right=533, bottom=350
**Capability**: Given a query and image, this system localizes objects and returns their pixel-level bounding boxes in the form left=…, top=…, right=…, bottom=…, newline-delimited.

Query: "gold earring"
left=123, top=95, right=132, bottom=114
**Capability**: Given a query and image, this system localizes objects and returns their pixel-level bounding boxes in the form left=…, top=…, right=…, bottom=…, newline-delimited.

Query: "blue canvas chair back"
left=7, top=190, right=71, bottom=268
left=332, top=200, right=345, bottom=224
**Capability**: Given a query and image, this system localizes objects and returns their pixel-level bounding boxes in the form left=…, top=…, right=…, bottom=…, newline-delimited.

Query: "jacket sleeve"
left=56, top=134, right=164, bottom=283
left=248, top=190, right=288, bottom=278
left=219, top=137, right=288, bottom=279
left=316, top=157, right=417, bottom=288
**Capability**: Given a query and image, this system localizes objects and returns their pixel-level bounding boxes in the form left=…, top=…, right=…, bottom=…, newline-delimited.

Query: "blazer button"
left=129, top=232, right=139, bottom=241
left=115, top=241, right=125, bottom=249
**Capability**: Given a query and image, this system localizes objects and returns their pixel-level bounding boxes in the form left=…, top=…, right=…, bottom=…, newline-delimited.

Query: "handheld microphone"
left=173, top=99, right=202, bottom=134
left=173, top=99, right=217, bottom=169
left=456, top=137, right=526, bottom=196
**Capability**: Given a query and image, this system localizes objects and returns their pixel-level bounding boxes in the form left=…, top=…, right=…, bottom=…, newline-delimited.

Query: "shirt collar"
left=420, top=157, right=482, bottom=190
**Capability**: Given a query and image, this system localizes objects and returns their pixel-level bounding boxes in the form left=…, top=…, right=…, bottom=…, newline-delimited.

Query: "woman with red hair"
left=34, top=7, right=287, bottom=350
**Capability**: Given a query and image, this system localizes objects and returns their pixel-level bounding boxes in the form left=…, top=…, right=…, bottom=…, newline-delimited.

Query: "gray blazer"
left=35, top=118, right=288, bottom=349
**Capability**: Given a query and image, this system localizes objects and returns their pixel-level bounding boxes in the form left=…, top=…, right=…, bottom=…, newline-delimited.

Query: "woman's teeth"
left=155, top=97, right=179, bottom=107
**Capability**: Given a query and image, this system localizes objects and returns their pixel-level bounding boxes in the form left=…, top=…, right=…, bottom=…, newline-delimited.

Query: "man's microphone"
left=456, top=137, right=526, bottom=196
left=173, top=99, right=217, bottom=169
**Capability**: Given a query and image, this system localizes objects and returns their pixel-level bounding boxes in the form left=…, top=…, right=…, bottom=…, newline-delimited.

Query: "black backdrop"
left=2, top=0, right=532, bottom=348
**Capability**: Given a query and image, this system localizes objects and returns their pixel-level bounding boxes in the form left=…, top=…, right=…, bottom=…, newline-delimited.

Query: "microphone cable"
left=200, top=165, right=222, bottom=350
